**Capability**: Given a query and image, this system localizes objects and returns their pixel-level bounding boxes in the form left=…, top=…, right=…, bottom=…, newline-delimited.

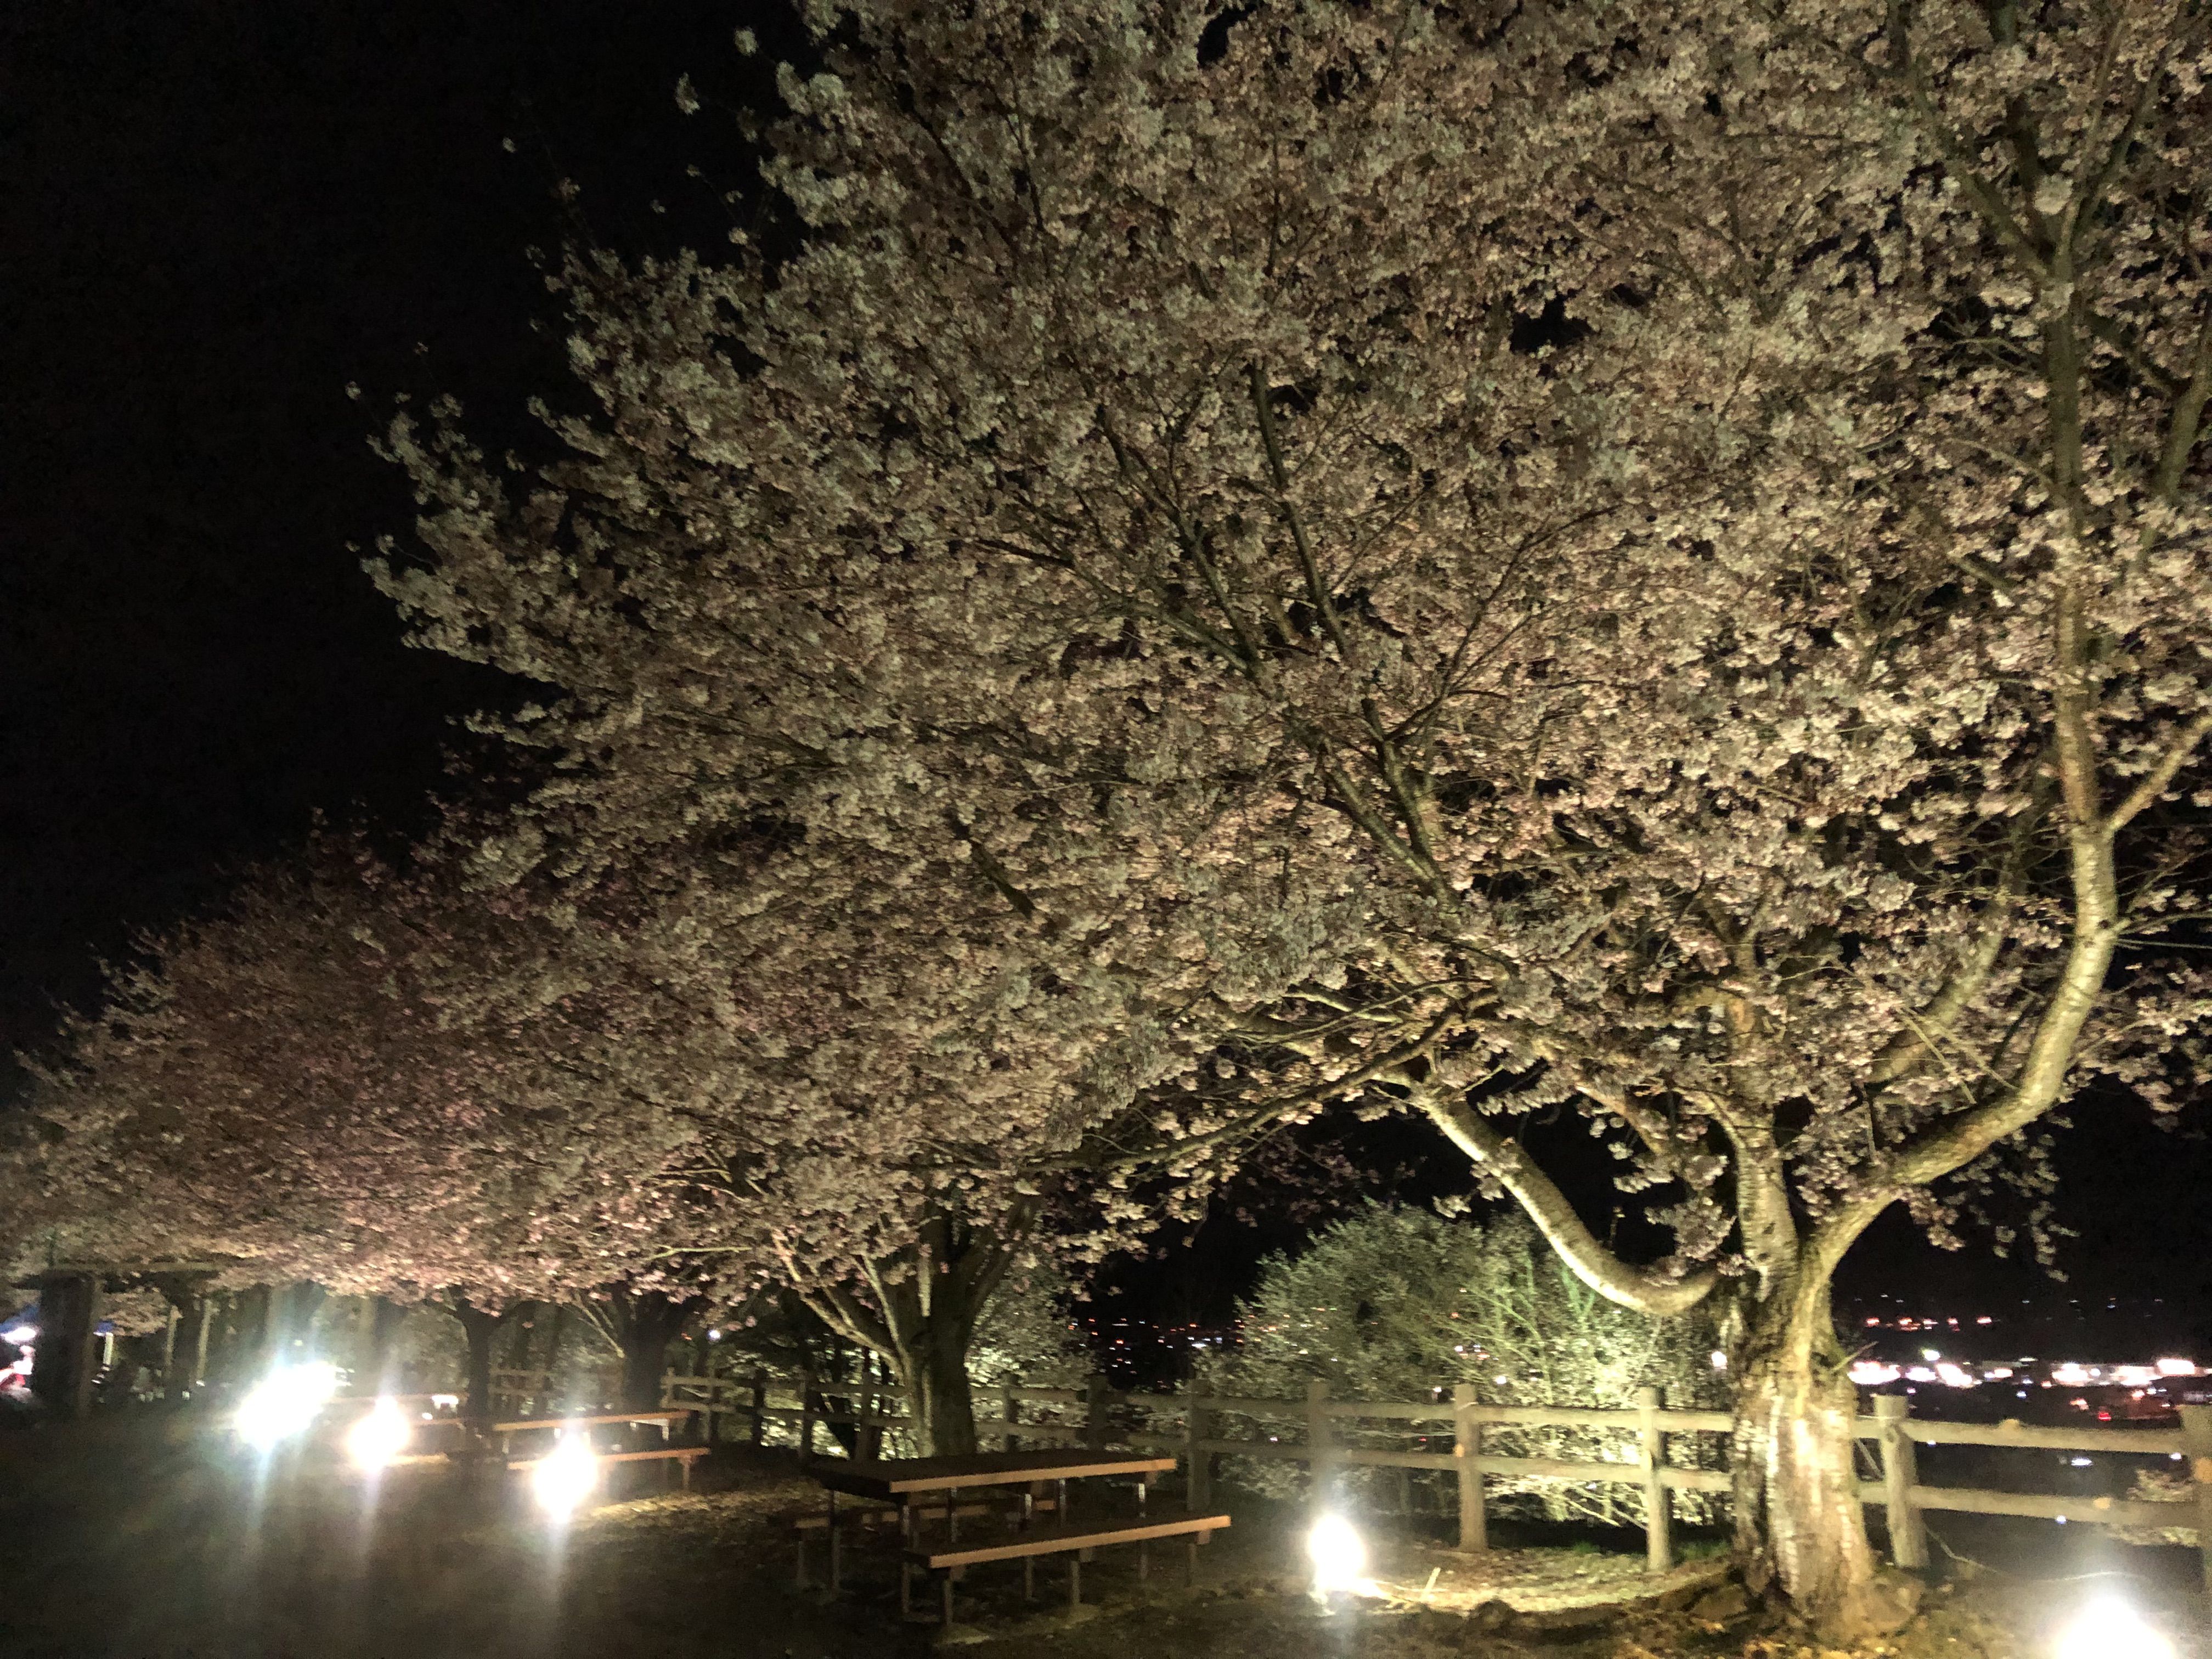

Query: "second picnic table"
left=802, top=1447, right=1227, bottom=1620
left=494, top=1408, right=708, bottom=1488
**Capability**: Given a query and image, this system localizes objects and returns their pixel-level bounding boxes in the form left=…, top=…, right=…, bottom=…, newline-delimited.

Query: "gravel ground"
left=0, top=1413, right=2201, bottom=1659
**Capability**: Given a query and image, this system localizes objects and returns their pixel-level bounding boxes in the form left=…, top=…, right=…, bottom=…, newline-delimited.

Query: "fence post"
left=1453, top=1383, right=1486, bottom=1552
left=1085, top=1373, right=1111, bottom=1451
left=1186, top=1381, right=1214, bottom=1510
left=1872, top=1393, right=1927, bottom=1571
left=1001, top=1382, right=1020, bottom=1453
left=798, top=1367, right=817, bottom=1460
left=2181, top=1404, right=2212, bottom=1593
left=859, top=1365, right=884, bottom=1461
left=1637, top=1385, right=1673, bottom=1572
left=1306, top=1379, right=1336, bottom=1508
left=749, top=1369, right=767, bottom=1447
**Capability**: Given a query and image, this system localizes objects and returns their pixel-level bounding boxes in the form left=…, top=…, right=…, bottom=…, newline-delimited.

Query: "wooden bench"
left=506, top=1445, right=709, bottom=1491
left=904, top=1510, right=1231, bottom=1623
left=791, top=1495, right=1059, bottom=1589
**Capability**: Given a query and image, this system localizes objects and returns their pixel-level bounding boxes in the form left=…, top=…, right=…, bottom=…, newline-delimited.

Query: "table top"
left=808, top=1446, right=1176, bottom=1498
left=490, top=1408, right=695, bottom=1433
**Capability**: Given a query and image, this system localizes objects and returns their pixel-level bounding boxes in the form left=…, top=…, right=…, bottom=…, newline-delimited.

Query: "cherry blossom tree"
left=369, top=0, right=2211, bottom=1630
left=3, top=836, right=735, bottom=1418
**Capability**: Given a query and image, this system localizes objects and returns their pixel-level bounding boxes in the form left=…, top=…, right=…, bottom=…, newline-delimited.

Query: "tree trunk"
left=1730, top=1277, right=1919, bottom=1642
left=539, top=1305, right=569, bottom=1415
left=597, top=1288, right=704, bottom=1412
left=444, top=1294, right=506, bottom=1425
left=893, top=1320, right=980, bottom=1458
left=234, top=1284, right=272, bottom=1376
left=798, top=1209, right=1029, bottom=1460
left=365, top=1296, right=408, bottom=1395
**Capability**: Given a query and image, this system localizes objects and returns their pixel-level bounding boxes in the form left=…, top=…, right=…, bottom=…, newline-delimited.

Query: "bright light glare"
left=2051, top=1595, right=2177, bottom=1659
left=531, top=1431, right=600, bottom=1519
left=235, top=1361, right=341, bottom=1452
left=1306, top=1513, right=1375, bottom=1598
left=1708, top=1349, right=1728, bottom=1371
left=344, top=1396, right=413, bottom=1471
left=1849, top=1361, right=1901, bottom=1386
left=2154, top=1357, right=2195, bottom=1378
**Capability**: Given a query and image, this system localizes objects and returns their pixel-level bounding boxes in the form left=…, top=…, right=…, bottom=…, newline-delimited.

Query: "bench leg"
left=1023, top=1555, right=1035, bottom=1600
left=795, top=1537, right=808, bottom=1591
left=829, top=1522, right=842, bottom=1593
left=1069, top=1555, right=1081, bottom=1610
left=1139, top=1539, right=1148, bottom=1583
left=899, top=1561, right=911, bottom=1619
left=940, top=1573, right=954, bottom=1627
left=1187, top=1537, right=1199, bottom=1587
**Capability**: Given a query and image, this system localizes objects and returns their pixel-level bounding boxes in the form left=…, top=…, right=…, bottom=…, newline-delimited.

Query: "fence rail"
left=663, top=1367, right=2211, bottom=1585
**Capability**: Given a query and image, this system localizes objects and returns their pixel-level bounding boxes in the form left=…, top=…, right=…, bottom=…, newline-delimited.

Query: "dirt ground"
left=1, top=1415, right=2204, bottom=1659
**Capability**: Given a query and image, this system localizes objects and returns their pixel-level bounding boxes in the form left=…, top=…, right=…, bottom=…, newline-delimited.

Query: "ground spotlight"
left=1306, top=1512, right=1375, bottom=1599
left=531, top=1431, right=600, bottom=1520
left=235, top=1361, right=341, bottom=1452
left=2052, top=1594, right=2177, bottom=1659
left=343, top=1396, right=413, bottom=1471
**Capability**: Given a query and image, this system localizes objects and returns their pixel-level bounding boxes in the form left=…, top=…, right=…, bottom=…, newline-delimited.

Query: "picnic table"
left=494, top=1408, right=706, bottom=1489
left=800, top=1448, right=1226, bottom=1621
left=489, top=1408, right=694, bottom=1456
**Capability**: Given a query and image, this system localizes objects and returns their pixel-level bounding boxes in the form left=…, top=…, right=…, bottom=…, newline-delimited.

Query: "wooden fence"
left=662, top=1367, right=2212, bottom=1585
left=488, top=1365, right=625, bottom=1419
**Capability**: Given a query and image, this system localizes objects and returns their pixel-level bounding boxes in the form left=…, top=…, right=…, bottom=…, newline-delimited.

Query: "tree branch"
left=2103, top=711, right=2212, bottom=837
left=1414, top=1088, right=1719, bottom=1317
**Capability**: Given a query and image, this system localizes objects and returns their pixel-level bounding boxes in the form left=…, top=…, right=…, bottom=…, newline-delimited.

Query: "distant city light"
left=235, top=1361, right=341, bottom=1452
left=1921, top=1347, right=1942, bottom=1363
left=1848, top=1361, right=1900, bottom=1386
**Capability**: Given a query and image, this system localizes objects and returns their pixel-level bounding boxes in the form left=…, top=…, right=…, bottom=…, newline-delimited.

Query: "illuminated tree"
left=3, top=839, right=726, bottom=1419
left=372, top=0, right=2212, bottom=1629
left=1209, top=1204, right=1723, bottom=1527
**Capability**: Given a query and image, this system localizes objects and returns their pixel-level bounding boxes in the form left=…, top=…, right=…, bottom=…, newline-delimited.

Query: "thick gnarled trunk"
left=892, top=1322, right=981, bottom=1458
left=1729, top=1280, right=1918, bottom=1643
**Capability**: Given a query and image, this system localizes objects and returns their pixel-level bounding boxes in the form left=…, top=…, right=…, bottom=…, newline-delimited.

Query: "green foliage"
left=1204, top=1205, right=1725, bottom=1526
left=968, top=1268, right=1091, bottom=1390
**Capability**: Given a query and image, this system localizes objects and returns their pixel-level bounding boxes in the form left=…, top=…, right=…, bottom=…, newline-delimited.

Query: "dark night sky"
left=0, top=1, right=791, bottom=1058
left=2, top=2, right=2204, bottom=1334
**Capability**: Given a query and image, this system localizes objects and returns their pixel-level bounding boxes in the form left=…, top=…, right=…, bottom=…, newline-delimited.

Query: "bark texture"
left=892, top=1321, right=983, bottom=1459
left=1728, top=1284, right=1916, bottom=1640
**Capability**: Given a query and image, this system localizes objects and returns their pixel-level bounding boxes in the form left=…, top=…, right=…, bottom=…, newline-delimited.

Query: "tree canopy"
left=14, top=0, right=2210, bottom=1634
